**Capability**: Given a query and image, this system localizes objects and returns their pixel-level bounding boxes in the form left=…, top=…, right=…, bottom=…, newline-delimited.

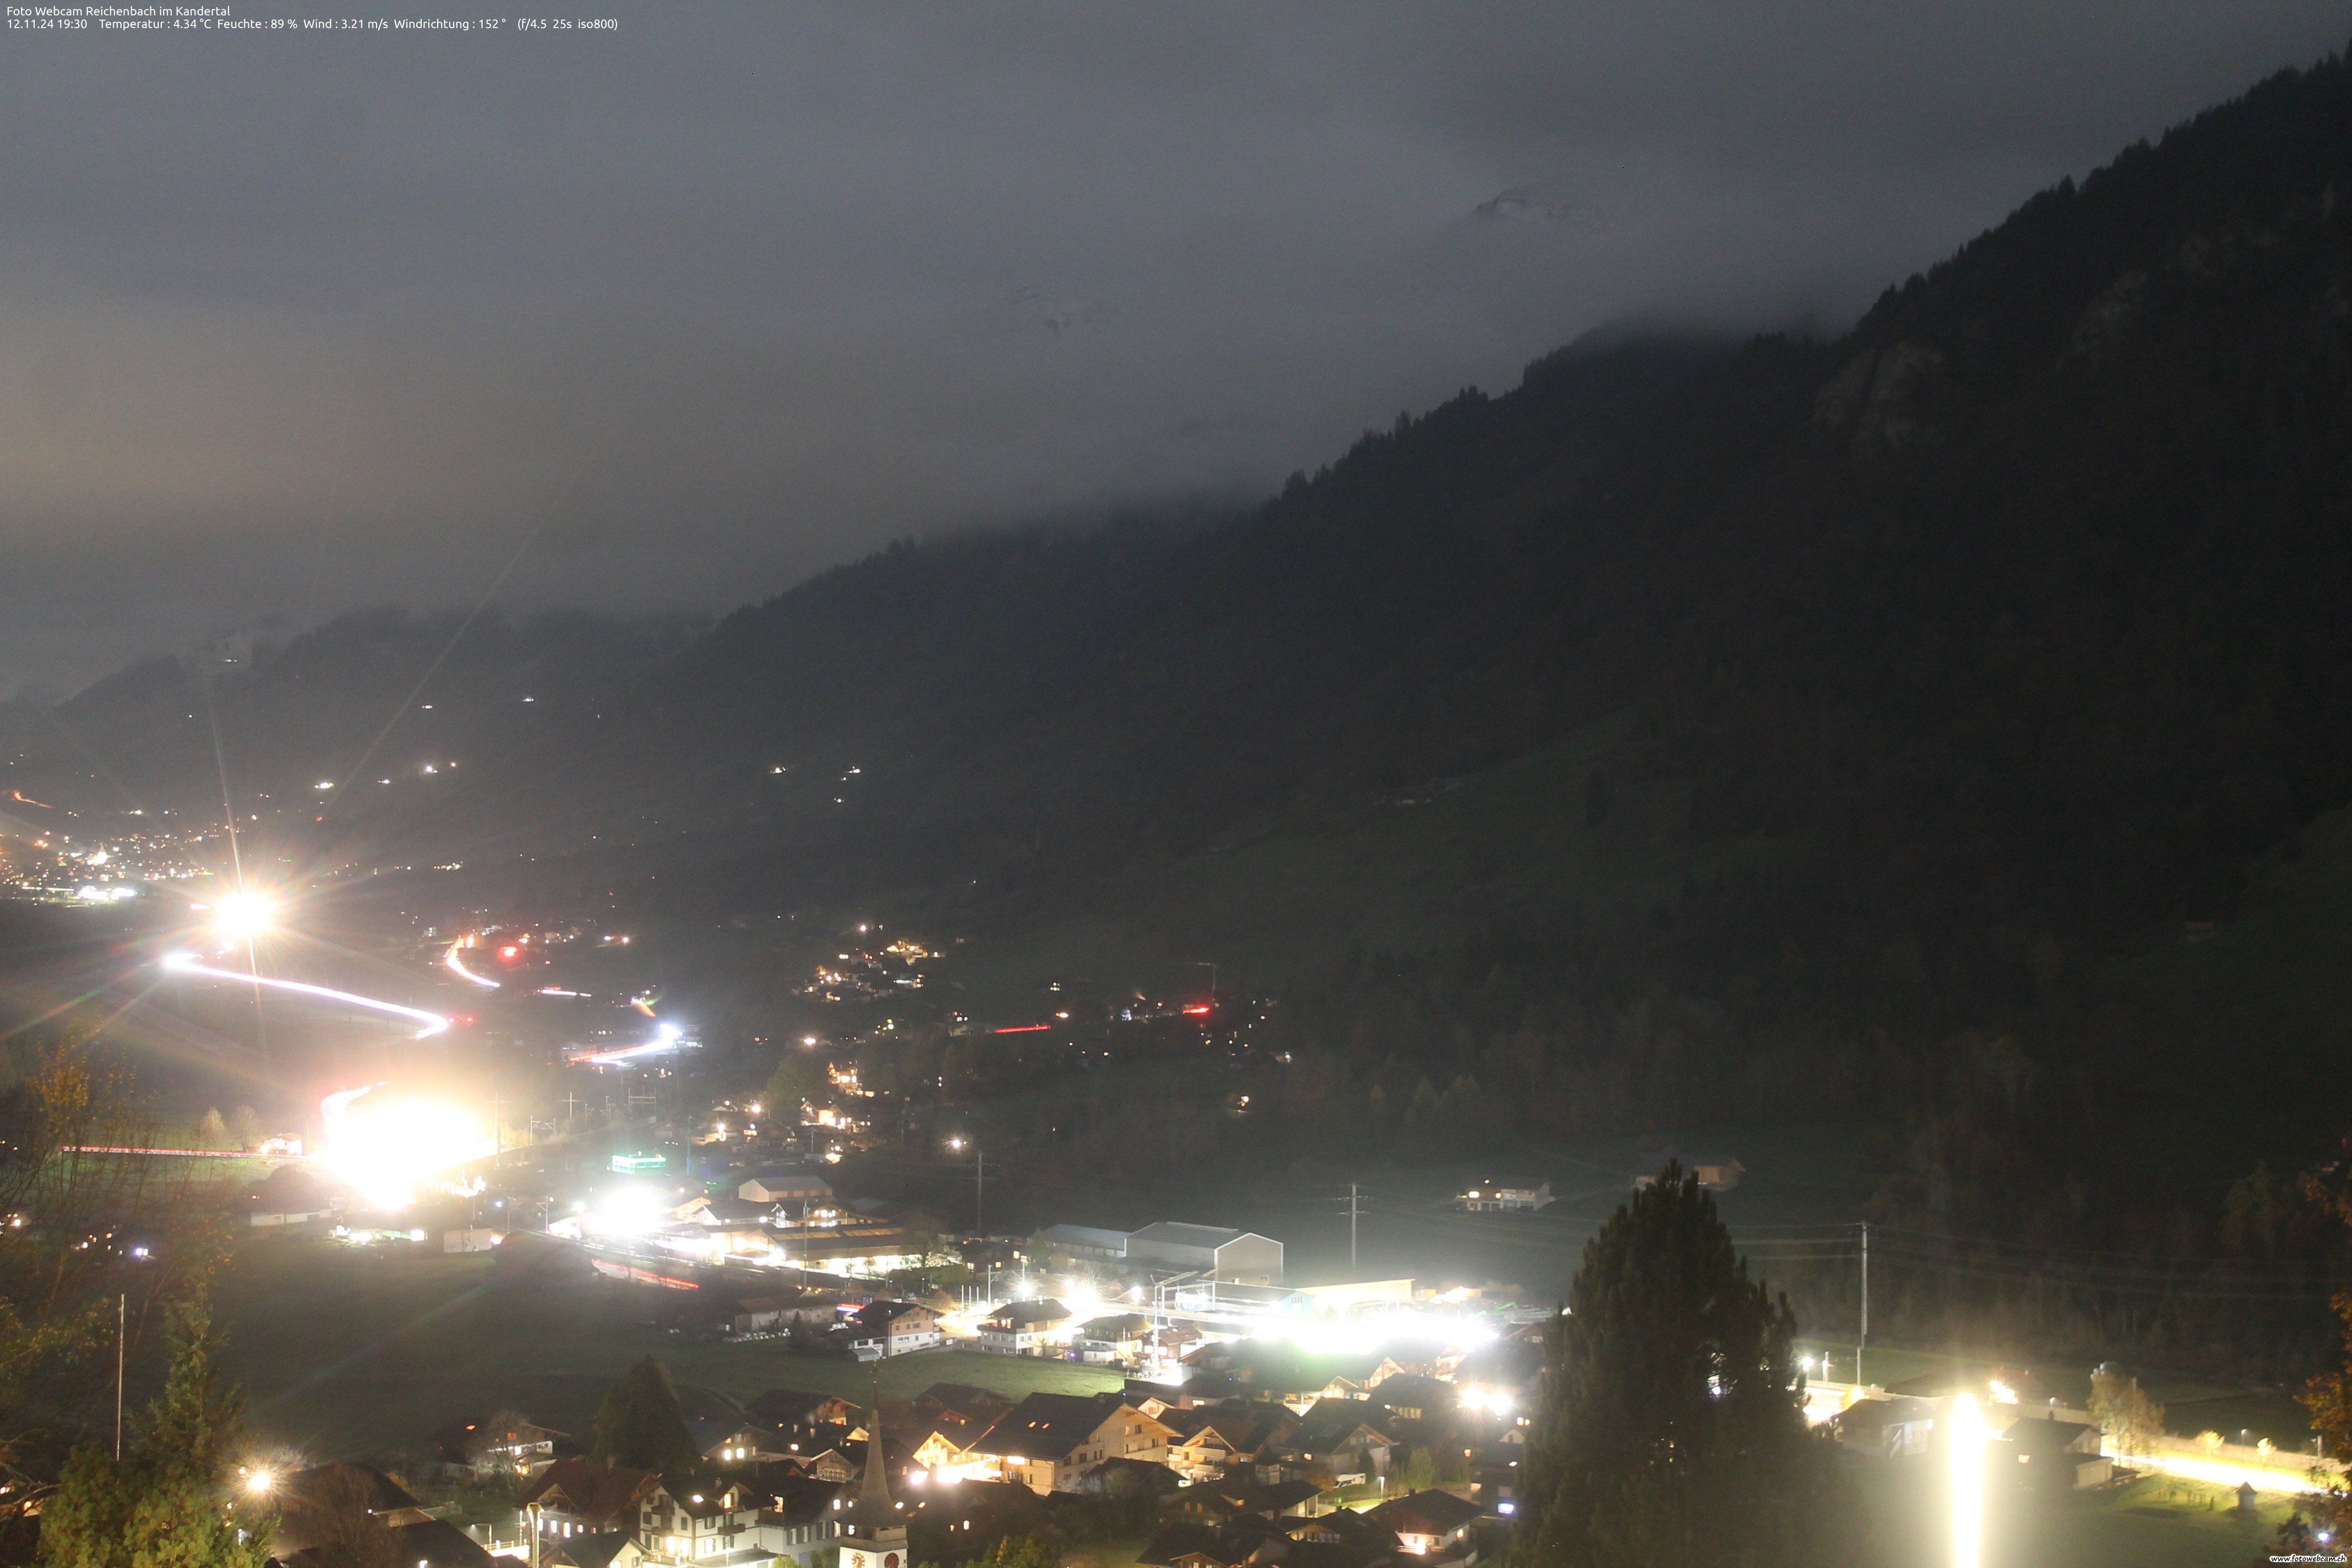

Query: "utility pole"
left=976, top=1147, right=986, bottom=1237
left=1347, top=1183, right=1361, bottom=1275
left=114, top=1293, right=124, bottom=1460
left=1858, top=1221, right=1870, bottom=1387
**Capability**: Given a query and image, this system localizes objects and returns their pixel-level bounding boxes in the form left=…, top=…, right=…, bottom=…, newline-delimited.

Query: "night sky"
left=0, top=1, right=2342, bottom=694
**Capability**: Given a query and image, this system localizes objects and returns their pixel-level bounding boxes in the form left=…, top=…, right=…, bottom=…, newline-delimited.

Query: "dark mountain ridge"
left=491, top=44, right=2352, bottom=1014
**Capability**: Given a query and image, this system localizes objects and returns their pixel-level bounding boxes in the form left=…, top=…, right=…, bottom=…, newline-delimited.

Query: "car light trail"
left=161, top=952, right=449, bottom=1037
left=589, top=1255, right=700, bottom=1290
left=444, top=943, right=499, bottom=989
left=579, top=1041, right=668, bottom=1065
left=992, top=1023, right=1052, bottom=1033
left=64, top=1145, right=258, bottom=1158
left=2109, top=1442, right=2335, bottom=1496
left=576, top=1023, right=683, bottom=1066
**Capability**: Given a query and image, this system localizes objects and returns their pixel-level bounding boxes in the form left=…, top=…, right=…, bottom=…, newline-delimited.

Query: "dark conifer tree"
left=1516, top=1165, right=1854, bottom=1568
left=38, top=1294, right=269, bottom=1568
left=591, top=1356, right=701, bottom=1473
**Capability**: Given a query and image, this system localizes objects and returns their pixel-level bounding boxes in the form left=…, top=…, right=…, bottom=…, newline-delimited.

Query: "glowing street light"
left=211, top=890, right=276, bottom=942
left=242, top=1466, right=277, bottom=1496
left=320, top=1085, right=493, bottom=1210
left=1949, top=1393, right=1985, bottom=1568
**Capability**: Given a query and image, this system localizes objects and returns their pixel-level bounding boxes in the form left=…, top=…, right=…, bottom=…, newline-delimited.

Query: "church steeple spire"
left=846, top=1403, right=897, bottom=1529
left=838, top=1400, right=906, bottom=1568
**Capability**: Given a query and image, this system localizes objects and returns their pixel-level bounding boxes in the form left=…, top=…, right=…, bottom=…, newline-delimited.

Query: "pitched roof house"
left=850, top=1298, right=943, bottom=1356
left=519, top=1458, right=664, bottom=1534
left=431, top=1415, right=561, bottom=1480
left=975, top=1299, right=1073, bottom=1355
left=683, top=1418, right=786, bottom=1466
left=1280, top=1400, right=1398, bottom=1477
left=966, top=1393, right=1176, bottom=1493
left=632, top=1474, right=772, bottom=1568
left=914, top=1382, right=1012, bottom=1433
left=1364, top=1490, right=1482, bottom=1559
left=1164, top=1405, right=1300, bottom=1482
left=747, top=1389, right=860, bottom=1429
left=741, top=1170, right=837, bottom=1205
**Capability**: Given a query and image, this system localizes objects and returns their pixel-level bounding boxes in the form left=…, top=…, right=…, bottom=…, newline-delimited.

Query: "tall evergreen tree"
left=763, top=1050, right=826, bottom=1124
left=1516, top=1166, right=1853, bottom=1568
left=974, top=1536, right=1055, bottom=1568
left=38, top=1294, right=269, bottom=1568
left=591, top=1356, right=700, bottom=1472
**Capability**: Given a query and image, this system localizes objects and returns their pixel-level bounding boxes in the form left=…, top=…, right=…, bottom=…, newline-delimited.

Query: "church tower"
left=838, top=1406, right=907, bottom=1568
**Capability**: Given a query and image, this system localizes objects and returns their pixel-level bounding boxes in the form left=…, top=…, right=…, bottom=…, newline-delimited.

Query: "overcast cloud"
left=0, top=1, right=2343, bottom=694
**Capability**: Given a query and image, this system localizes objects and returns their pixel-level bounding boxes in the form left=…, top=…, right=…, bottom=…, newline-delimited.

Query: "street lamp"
left=212, top=890, right=277, bottom=943
left=1948, top=1394, right=1985, bottom=1568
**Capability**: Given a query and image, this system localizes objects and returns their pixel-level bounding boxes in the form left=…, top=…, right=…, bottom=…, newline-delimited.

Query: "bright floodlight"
left=581, top=1185, right=668, bottom=1239
left=322, top=1086, right=492, bottom=1211
left=1949, top=1393, right=1984, bottom=1568
left=243, top=1467, right=277, bottom=1496
left=213, top=890, right=276, bottom=941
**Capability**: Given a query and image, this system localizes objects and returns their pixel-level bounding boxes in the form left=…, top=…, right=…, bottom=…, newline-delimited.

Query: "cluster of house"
left=667, top=1217, right=1298, bottom=1369
left=620, top=1172, right=943, bottom=1278
left=490, top=1397, right=1489, bottom=1568
left=376, top=1335, right=1542, bottom=1568
left=676, top=1286, right=1173, bottom=1368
